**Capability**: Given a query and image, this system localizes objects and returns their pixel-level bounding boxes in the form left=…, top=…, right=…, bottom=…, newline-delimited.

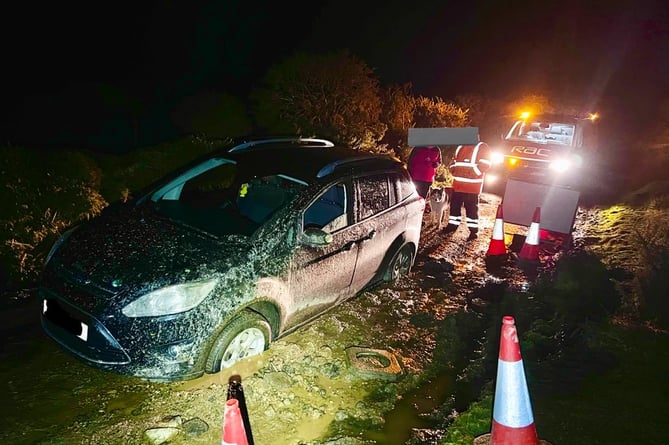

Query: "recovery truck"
left=485, top=111, right=600, bottom=247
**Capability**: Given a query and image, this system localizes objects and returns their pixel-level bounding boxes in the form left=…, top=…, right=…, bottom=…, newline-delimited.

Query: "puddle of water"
left=364, top=372, right=456, bottom=444
left=0, top=331, right=152, bottom=444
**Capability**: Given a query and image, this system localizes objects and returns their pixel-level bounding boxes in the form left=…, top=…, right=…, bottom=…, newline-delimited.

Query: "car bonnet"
left=49, top=204, right=251, bottom=295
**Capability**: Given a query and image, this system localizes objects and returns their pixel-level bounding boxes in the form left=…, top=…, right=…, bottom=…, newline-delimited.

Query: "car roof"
left=527, top=113, right=591, bottom=124
left=222, top=145, right=405, bottom=184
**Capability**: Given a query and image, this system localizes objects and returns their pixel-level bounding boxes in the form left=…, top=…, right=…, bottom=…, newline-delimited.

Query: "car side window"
left=303, top=183, right=348, bottom=233
left=398, top=171, right=416, bottom=201
left=357, top=174, right=390, bottom=220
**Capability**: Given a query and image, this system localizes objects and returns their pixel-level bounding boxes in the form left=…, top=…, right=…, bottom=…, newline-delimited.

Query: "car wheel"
left=204, top=312, right=272, bottom=373
left=384, top=244, right=413, bottom=282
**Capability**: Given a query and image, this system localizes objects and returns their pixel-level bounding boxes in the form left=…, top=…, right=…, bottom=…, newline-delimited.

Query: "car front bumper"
left=40, top=291, right=208, bottom=382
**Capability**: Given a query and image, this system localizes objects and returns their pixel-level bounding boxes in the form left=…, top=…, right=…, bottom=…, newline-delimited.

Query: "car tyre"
left=205, top=311, right=272, bottom=373
left=384, top=244, right=413, bottom=282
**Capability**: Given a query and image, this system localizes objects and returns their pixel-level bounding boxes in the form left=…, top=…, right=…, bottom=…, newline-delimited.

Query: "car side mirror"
left=299, top=227, right=333, bottom=247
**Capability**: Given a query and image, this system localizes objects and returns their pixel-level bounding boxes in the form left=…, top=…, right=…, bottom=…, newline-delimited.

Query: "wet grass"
left=442, top=323, right=669, bottom=445
left=439, top=248, right=669, bottom=445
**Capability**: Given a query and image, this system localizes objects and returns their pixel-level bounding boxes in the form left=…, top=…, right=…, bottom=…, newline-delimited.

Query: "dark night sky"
left=2, top=0, right=668, bottom=148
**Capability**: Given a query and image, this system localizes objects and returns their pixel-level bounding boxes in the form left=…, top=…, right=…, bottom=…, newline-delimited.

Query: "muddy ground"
left=0, top=191, right=622, bottom=445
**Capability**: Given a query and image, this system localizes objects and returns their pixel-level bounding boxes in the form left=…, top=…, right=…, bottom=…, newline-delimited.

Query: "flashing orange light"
left=519, top=111, right=531, bottom=120
left=507, top=157, right=519, bottom=167
left=588, top=112, right=599, bottom=122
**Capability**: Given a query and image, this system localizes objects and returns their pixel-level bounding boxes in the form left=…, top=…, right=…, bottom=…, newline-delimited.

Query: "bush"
left=91, top=134, right=224, bottom=203
left=0, top=146, right=107, bottom=290
left=635, top=223, right=669, bottom=329
left=0, top=136, right=226, bottom=292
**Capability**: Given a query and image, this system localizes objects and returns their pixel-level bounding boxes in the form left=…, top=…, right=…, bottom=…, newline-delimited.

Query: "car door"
left=349, top=173, right=405, bottom=294
left=286, top=181, right=365, bottom=329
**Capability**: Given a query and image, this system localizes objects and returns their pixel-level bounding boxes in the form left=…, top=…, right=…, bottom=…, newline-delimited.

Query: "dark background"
left=2, top=0, right=668, bottom=150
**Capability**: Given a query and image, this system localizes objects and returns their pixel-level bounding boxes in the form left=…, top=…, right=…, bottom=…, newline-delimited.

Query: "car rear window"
left=357, top=174, right=390, bottom=220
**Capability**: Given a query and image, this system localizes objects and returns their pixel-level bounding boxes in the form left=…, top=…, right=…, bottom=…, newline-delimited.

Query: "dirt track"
left=1, top=191, right=527, bottom=445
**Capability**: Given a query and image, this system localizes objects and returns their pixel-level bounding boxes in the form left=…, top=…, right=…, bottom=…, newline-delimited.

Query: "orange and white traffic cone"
left=222, top=398, right=249, bottom=445
left=486, top=203, right=507, bottom=257
left=490, top=316, right=538, bottom=444
left=474, top=316, right=550, bottom=445
left=518, top=207, right=541, bottom=262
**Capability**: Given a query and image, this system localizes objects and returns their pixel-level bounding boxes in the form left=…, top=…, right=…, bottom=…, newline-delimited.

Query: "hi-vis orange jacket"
left=448, top=142, right=492, bottom=194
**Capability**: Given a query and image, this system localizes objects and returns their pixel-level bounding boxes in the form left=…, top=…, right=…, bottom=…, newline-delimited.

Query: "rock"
left=262, top=371, right=293, bottom=389
left=143, top=426, right=180, bottom=444
left=182, top=417, right=209, bottom=437
left=157, top=415, right=182, bottom=428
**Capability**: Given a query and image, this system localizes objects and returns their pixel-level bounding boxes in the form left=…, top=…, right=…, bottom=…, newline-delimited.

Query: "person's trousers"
left=447, top=191, right=480, bottom=233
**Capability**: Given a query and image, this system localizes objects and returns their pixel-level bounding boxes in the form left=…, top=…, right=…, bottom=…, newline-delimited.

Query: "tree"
left=250, top=50, right=387, bottom=152
left=456, top=93, right=508, bottom=142
left=413, top=96, right=468, bottom=129
left=380, top=83, right=416, bottom=160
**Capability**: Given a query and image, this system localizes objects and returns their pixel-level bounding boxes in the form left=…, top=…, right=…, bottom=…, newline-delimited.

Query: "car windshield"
left=507, top=120, right=575, bottom=147
left=147, top=159, right=307, bottom=237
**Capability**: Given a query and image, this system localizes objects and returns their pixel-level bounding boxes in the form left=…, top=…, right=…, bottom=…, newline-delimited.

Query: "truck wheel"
left=384, top=245, right=413, bottom=282
left=205, top=312, right=272, bottom=373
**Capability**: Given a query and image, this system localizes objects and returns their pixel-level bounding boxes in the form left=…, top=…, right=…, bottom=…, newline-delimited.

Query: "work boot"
left=467, top=230, right=478, bottom=241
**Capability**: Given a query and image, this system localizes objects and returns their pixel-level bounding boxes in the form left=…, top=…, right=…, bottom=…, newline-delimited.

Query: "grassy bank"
left=441, top=321, right=668, bottom=445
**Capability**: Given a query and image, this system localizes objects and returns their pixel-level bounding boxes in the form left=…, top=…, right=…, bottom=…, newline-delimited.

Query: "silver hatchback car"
left=40, top=138, right=425, bottom=381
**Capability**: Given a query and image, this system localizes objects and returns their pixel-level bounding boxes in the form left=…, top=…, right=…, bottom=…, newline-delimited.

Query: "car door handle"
left=362, top=230, right=377, bottom=242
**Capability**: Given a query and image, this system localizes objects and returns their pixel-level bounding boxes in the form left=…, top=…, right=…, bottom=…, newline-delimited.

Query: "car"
left=39, top=137, right=425, bottom=381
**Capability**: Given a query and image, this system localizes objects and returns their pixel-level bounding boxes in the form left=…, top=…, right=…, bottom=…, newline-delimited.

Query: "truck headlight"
left=491, top=152, right=505, bottom=164
left=122, top=278, right=218, bottom=317
left=549, top=159, right=571, bottom=173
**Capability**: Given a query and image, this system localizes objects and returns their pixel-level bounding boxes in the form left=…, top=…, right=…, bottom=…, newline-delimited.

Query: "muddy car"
left=39, top=138, right=425, bottom=381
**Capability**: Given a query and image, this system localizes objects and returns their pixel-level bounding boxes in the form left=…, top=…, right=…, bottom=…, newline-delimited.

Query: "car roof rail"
left=228, top=137, right=335, bottom=152
left=316, top=154, right=390, bottom=178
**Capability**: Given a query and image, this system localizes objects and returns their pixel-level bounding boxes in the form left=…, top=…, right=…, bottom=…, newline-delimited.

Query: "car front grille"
left=39, top=269, right=130, bottom=365
left=41, top=268, right=116, bottom=314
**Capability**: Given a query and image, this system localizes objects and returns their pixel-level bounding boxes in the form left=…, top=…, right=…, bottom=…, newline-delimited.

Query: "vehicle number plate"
left=43, top=299, right=88, bottom=342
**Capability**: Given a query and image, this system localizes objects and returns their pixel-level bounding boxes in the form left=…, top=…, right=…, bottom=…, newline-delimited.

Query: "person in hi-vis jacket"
left=444, top=141, right=492, bottom=240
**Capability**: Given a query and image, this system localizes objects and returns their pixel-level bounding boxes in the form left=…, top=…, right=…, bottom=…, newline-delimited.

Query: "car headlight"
left=122, top=278, right=219, bottom=317
left=45, top=225, right=79, bottom=266
left=491, top=152, right=505, bottom=164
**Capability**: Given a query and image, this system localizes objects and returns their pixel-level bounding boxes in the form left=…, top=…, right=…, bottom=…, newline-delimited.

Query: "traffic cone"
left=490, top=316, right=538, bottom=444
left=518, top=207, right=541, bottom=262
left=486, top=203, right=507, bottom=257
left=228, top=378, right=254, bottom=445
left=222, top=398, right=249, bottom=445
left=474, top=316, right=551, bottom=445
